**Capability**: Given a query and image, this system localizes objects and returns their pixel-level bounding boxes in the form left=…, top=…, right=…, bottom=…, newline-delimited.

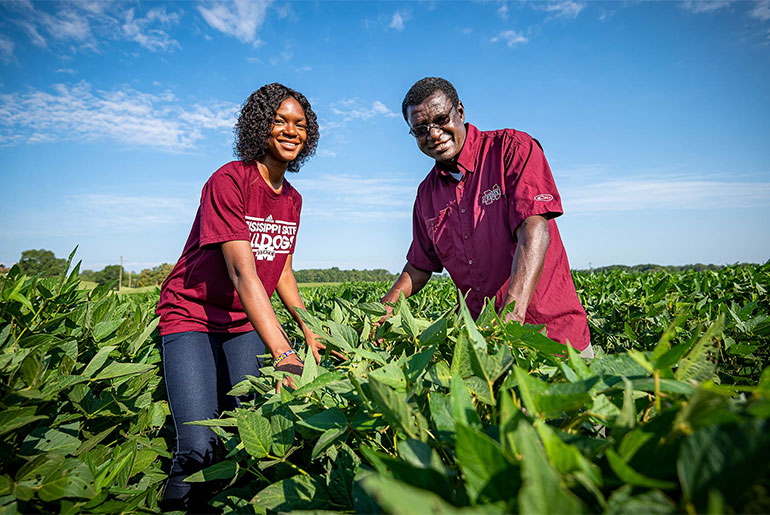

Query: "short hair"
left=234, top=83, right=319, bottom=173
left=401, top=77, right=460, bottom=120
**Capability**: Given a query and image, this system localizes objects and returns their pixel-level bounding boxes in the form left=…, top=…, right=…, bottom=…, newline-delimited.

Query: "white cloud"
left=317, top=149, right=337, bottom=158
left=198, top=0, right=273, bottom=45
left=543, top=0, right=586, bottom=18
left=0, top=81, right=239, bottom=151
left=122, top=7, right=181, bottom=52
left=56, top=68, right=77, bottom=74
left=389, top=9, right=412, bottom=31
left=497, top=3, right=509, bottom=20
left=292, top=174, right=415, bottom=219
left=8, top=2, right=183, bottom=54
left=491, top=30, right=529, bottom=47
left=0, top=34, right=14, bottom=64
left=330, top=98, right=399, bottom=121
left=681, top=0, right=734, bottom=13
left=751, top=0, right=770, bottom=21
left=562, top=177, right=770, bottom=214
left=459, top=27, right=473, bottom=35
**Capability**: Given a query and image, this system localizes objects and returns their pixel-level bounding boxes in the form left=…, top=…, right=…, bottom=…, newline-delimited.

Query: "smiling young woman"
left=155, top=83, right=326, bottom=511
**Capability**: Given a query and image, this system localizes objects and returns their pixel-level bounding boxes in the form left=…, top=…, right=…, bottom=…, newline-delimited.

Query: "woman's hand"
left=304, top=330, right=346, bottom=363
left=275, top=352, right=303, bottom=390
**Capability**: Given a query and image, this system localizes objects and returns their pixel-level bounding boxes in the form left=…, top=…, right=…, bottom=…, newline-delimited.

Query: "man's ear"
left=457, top=100, right=465, bottom=122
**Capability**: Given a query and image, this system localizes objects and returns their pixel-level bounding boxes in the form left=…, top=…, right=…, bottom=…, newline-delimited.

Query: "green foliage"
left=0, top=250, right=169, bottom=513
left=16, top=249, right=67, bottom=277
left=293, top=266, right=398, bottom=283
left=135, top=263, right=175, bottom=287
left=1, top=258, right=768, bottom=513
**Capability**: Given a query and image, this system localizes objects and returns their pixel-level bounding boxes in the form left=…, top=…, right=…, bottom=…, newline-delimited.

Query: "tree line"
left=7, top=249, right=757, bottom=286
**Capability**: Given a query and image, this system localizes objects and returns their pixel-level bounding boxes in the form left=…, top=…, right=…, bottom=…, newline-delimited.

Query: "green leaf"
left=91, top=362, right=155, bottom=381
left=127, top=317, right=159, bottom=357
left=362, top=475, right=462, bottom=514
left=450, top=372, right=482, bottom=430
left=455, top=423, right=517, bottom=504
left=515, top=421, right=585, bottom=514
left=311, top=426, right=346, bottom=460
left=0, top=406, right=47, bottom=436
left=368, top=376, right=417, bottom=439
left=300, top=344, right=319, bottom=385
left=270, top=407, right=294, bottom=457
left=251, top=475, right=329, bottom=511
left=81, top=345, right=117, bottom=378
left=369, top=362, right=407, bottom=392
left=237, top=411, right=272, bottom=459
left=37, top=458, right=97, bottom=502
left=677, top=419, right=770, bottom=507
left=606, top=448, right=676, bottom=489
left=184, top=460, right=238, bottom=482
left=297, top=408, right=347, bottom=432
left=20, top=426, right=80, bottom=456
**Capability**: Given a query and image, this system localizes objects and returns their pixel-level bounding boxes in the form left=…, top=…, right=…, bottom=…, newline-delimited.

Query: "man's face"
left=406, top=91, right=466, bottom=166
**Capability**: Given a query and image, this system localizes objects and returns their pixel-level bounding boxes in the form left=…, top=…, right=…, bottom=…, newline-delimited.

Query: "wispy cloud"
left=330, top=98, right=399, bottom=121
left=389, top=9, right=412, bottom=31
left=542, top=0, right=586, bottom=18
left=7, top=2, right=182, bottom=54
left=292, top=174, right=415, bottom=219
left=491, top=30, right=529, bottom=47
left=198, top=0, right=273, bottom=45
left=681, top=0, right=734, bottom=13
left=497, top=3, right=509, bottom=21
left=122, top=7, right=182, bottom=52
left=0, top=81, right=239, bottom=151
left=751, top=0, right=770, bottom=21
left=0, top=34, right=14, bottom=64
left=562, top=176, right=770, bottom=214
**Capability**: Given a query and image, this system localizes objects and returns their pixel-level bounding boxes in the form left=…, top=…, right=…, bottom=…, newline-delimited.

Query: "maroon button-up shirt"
left=407, top=123, right=590, bottom=351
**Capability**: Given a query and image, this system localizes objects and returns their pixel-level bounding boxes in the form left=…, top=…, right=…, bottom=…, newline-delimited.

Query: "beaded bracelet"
left=274, top=350, right=296, bottom=366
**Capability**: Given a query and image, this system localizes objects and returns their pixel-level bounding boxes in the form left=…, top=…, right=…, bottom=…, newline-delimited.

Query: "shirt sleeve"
left=198, top=168, right=250, bottom=247
left=504, top=136, right=564, bottom=234
left=406, top=196, right=444, bottom=273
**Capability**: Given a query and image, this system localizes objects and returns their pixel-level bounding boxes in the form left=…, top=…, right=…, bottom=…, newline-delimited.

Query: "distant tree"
left=17, top=249, right=66, bottom=277
left=136, top=263, right=174, bottom=287
left=293, top=267, right=398, bottom=283
left=94, top=265, right=124, bottom=287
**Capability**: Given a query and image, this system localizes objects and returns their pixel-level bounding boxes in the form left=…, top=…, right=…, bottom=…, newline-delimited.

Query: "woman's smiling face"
left=265, top=97, right=308, bottom=165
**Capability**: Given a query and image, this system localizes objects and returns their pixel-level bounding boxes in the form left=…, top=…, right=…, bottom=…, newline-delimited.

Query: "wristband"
left=274, top=350, right=296, bottom=366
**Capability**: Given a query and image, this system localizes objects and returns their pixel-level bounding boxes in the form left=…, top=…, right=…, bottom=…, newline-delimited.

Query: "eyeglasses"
left=408, top=106, right=455, bottom=138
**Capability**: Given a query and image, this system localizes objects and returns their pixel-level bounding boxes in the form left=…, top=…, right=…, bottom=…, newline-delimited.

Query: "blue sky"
left=1, top=0, right=769, bottom=273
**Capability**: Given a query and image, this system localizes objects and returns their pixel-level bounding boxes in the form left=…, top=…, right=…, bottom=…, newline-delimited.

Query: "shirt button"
left=476, top=287, right=481, bottom=291
left=464, top=234, right=468, bottom=239
left=468, top=259, right=473, bottom=265
left=461, top=208, right=466, bottom=214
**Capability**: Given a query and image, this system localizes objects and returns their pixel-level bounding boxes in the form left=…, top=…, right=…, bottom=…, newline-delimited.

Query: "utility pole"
left=119, top=256, right=123, bottom=292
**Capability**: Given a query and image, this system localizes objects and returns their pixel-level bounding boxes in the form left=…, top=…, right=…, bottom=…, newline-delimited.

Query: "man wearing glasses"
left=382, top=77, right=593, bottom=357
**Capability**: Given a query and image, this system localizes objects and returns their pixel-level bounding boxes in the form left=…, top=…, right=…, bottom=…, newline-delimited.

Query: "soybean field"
left=1, top=256, right=769, bottom=513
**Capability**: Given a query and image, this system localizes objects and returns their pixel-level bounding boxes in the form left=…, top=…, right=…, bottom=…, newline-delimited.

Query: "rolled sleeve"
left=406, top=198, right=444, bottom=273
left=198, top=170, right=250, bottom=247
left=505, top=137, right=563, bottom=233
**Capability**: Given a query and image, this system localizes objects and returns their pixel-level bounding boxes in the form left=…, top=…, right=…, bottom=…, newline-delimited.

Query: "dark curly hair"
left=234, top=83, right=319, bottom=173
left=401, top=77, right=460, bottom=121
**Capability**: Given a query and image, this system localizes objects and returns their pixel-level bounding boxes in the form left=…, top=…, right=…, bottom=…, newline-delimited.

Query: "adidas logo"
left=265, top=215, right=274, bottom=222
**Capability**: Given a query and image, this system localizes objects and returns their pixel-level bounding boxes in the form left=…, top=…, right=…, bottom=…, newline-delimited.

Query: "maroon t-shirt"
left=407, top=124, right=590, bottom=351
left=157, top=161, right=301, bottom=335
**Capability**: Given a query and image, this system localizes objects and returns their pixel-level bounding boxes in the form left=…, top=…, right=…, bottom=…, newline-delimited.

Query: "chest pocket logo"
left=481, top=184, right=501, bottom=205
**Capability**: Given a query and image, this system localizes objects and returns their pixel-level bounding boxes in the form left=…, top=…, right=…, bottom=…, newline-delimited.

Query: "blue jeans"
left=160, top=330, right=264, bottom=511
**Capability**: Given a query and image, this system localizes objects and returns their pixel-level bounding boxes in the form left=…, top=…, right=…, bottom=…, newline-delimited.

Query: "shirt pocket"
left=424, top=203, right=455, bottom=262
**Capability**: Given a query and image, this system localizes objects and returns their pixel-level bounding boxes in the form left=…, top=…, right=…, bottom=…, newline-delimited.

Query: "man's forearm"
left=381, top=263, right=432, bottom=304
left=503, top=216, right=550, bottom=322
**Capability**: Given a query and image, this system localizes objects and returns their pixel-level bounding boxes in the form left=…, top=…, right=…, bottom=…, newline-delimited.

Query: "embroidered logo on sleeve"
left=534, top=194, right=554, bottom=201
left=245, top=215, right=297, bottom=261
left=481, top=184, right=502, bottom=205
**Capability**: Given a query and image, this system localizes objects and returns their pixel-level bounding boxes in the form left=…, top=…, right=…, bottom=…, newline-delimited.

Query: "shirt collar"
left=436, top=122, right=480, bottom=179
